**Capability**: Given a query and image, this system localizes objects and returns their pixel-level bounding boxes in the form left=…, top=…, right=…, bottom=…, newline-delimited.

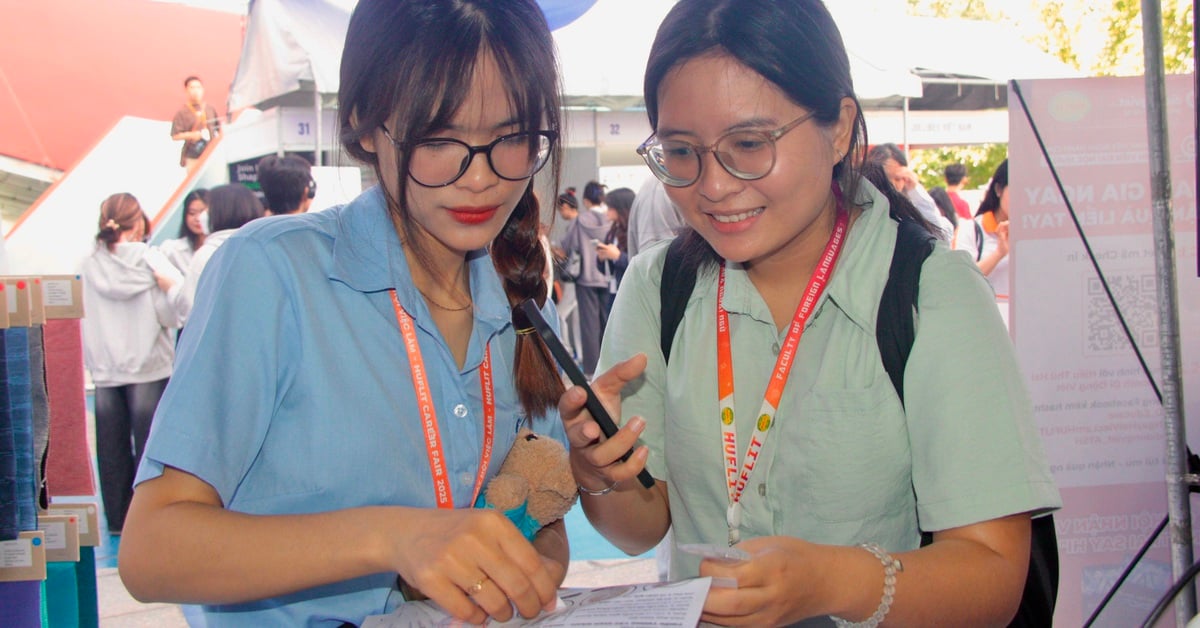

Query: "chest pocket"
left=782, top=316, right=912, bottom=525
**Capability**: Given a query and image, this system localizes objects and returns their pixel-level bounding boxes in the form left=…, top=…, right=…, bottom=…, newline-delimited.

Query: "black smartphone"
left=516, top=299, right=655, bottom=489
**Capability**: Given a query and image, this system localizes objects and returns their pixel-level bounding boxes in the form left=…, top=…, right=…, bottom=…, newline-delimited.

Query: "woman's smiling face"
left=655, top=52, right=856, bottom=268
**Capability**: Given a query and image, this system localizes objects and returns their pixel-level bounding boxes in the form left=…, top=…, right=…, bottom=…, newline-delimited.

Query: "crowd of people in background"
left=79, top=147, right=312, bottom=534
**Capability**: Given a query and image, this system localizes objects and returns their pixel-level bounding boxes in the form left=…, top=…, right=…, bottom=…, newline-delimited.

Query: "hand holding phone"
left=516, top=299, right=655, bottom=489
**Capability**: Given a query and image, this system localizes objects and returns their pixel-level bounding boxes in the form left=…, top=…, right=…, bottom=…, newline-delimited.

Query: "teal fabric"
left=75, top=546, right=99, bottom=628
left=475, top=494, right=541, bottom=542
left=599, top=180, right=1062, bottom=580
left=45, top=561, right=79, bottom=627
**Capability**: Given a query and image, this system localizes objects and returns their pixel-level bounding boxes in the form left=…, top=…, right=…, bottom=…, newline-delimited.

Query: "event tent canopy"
left=226, top=0, right=1078, bottom=116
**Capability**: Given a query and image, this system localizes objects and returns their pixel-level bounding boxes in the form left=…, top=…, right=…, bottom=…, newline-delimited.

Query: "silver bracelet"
left=832, top=542, right=902, bottom=628
left=577, top=479, right=618, bottom=496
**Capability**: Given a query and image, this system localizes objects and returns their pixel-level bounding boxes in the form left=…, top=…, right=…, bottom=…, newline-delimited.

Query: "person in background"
left=956, top=158, right=1011, bottom=327
left=170, top=76, right=221, bottom=169
left=581, top=180, right=606, bottom=214
left=548, top=187, right=579, bottom=254
left=160, top=189, right=208, bottom=274
left=181, top=183, right=266, bottom=311
left=943, top=162, right=973, bottom=221
left=595, top=186, right=633, bottom=313
left=561, top=180, right=612, bottom=377
left=257, top=154, right=316, bottom=216
left=549, top=188, right=580, bottom=290
left=118, top=1, right=568, bottom=625
left=927, top=185, right=960, bottom=230
left=627, top=176, right=684, bottom=258
left=549, top=188, right=583, bottom=361
left=561, top=1, right=1059, bottom=625
left=80, top=193, right=182, bottom=535
left=867, top=142, right=953, bottom=241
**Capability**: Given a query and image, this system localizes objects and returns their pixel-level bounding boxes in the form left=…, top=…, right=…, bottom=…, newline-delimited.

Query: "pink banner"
left=1009, top=75, right=1199, bottom=626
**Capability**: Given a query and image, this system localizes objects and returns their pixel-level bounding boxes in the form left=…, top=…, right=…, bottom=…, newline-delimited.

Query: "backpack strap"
left=974, top=219, right=985, bottom=261
left=875, top=219, right=935, bottom=407
left=660, top=237, right=699, bottom=365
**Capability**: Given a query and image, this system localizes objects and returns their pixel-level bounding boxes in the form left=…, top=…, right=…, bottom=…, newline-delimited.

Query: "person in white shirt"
left=80, top=193, right=182, bottom=533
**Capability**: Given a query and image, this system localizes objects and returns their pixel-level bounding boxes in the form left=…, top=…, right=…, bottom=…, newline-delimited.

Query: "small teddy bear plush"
left=399, top=428, right=579, bottom=602
left=476, top=427, right=579, bottom=541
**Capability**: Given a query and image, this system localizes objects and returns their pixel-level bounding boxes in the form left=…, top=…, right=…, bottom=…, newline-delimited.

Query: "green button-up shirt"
left=598, top=181, right=1061, bottom=580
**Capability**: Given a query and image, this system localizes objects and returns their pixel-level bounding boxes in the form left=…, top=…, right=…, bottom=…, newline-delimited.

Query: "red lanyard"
left=716, top=209, right=848, bottom=544
left=390, top=291, right=495, bottom=509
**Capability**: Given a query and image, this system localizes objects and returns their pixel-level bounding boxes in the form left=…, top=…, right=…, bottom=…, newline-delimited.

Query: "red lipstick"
left=448, top=206, right=499, bottom=225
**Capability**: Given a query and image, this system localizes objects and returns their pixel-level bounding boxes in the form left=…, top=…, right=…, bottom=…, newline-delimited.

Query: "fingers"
left=402, top=510, right=558, bottom=623
left=592, top=353, right=648, bottom=396
left=557, top=353, right=647, bottom=438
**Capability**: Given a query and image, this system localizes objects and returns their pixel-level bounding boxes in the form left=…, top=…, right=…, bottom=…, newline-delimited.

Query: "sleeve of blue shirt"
left=136, top=234, right=298, bottom=506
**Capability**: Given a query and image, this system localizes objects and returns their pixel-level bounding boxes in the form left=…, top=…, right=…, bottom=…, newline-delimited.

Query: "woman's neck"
left=744, top=204, right=856, bottom=331
left=396, top=218, right=472, bottom=310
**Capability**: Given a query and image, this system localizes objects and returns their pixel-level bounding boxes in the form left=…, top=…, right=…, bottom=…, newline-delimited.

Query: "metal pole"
left=902, top=96, right=910, bottom=158
left=1139, top=0, right=1195, bottom=624
left=313, top=87, right=323, bottom=167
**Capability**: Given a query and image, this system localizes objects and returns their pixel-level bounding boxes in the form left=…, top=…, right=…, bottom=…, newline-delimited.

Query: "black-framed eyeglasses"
left=636, top=112, right=816, bottom=188
left=381, top=126, right=557, bottom=188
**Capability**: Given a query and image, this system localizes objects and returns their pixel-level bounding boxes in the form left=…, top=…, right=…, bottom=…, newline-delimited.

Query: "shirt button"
left=758, top=483, right=767, bottom=497
left=453, top=404, right=469, bottom=418
left=460, top=472, right=473, bottom=486
left=771, top=343, right=781, bottom=355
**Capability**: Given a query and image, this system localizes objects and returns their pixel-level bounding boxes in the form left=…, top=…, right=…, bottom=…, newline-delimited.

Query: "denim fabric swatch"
left=28, top=326, right=50, bottom=511
left=4, top=327, right=36, bottom=533
left=0, top=331, right=17, bottom=541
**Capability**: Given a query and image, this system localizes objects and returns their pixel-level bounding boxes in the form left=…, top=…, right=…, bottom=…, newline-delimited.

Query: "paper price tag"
left=47, top=503, right=99, bottom=546
left=38, top=514, right=81, bottom=562
left=41, top=275, right=84, bottom=319
left=0, top=532, right=47, bottom=582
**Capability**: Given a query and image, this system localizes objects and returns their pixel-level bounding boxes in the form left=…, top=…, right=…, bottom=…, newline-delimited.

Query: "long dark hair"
left=643, top=0, right=901, bottom=265
left=860, top=161, right=937, bottom=233
left=206, top=184, right=264, bottom=233
left=178, top=189, right=208, bottom=250
left=977, top=159, right=1008, bottom=217
left=604, top=187, right=634, bottom=251
left=338, top=0, right=563, bottom=417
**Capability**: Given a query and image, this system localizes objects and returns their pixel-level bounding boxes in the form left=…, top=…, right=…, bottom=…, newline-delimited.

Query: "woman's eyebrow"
left=656, top=116, right=781, bottom=139
left=436, top=117, right=524, bottom=134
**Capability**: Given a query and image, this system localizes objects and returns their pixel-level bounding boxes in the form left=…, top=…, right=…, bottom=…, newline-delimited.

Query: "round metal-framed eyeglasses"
left=381, top=126, right=557, bottom=188
left=636, top=112, right=816, bottom=188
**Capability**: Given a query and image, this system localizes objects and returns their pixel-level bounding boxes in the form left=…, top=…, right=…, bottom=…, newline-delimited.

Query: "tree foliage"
left=910, top=143, right=1008, bottom=195
left=907, top=0, right=1194, bottom=76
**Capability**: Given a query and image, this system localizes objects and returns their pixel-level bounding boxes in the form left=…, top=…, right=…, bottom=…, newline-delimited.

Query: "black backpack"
left=659, top=220, right=1058, bottom=627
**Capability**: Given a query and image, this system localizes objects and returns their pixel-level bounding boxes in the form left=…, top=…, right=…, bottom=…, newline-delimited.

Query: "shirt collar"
left=718, top=180, right=897, bottom=335
left=328, top=186, right=511, bottom=336
left=822, top=180, right=897, bottom=334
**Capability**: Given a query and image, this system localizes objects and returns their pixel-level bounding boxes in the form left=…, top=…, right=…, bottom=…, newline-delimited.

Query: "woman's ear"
left=831, top=97, right=858, bottom=162
left=352, top=111, right=377, bottom=154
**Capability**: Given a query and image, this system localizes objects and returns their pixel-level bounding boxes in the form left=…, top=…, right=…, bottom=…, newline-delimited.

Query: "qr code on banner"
left=1084, top=273, right=1158, bottom=355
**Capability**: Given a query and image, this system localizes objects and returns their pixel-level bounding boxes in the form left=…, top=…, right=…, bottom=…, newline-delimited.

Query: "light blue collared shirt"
left=137, top=186, right=564, bottom=627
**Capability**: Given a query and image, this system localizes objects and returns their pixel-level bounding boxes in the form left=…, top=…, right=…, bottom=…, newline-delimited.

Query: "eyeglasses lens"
left=409, top=132, right=552, bottom=187
left=643, top=130, right=776, bottom=187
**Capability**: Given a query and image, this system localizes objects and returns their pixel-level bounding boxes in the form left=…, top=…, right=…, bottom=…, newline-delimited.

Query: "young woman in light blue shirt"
left=118, top=1, right=569, bottom=625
